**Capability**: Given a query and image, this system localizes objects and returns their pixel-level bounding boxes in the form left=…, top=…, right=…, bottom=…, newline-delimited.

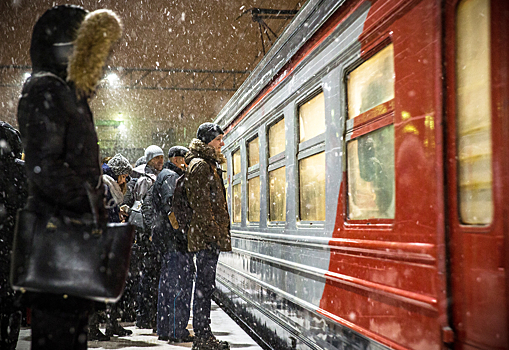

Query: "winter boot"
left=192, top=335, right=230, bottom=350
left=105, top=319, right=133, bottom=337
left=88, top=327, right=110, bottom=341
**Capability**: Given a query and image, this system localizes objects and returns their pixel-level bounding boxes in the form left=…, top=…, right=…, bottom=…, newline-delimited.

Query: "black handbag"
left=10, top=209, right=135, bottom=303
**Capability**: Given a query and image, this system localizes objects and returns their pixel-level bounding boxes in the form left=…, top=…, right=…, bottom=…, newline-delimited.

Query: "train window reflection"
left=269, top=166, right=286, bottom=221
left=233, top=149, right=241, bottom=175
left=248, top=137, right=260, bottom=167
left=299, top=92, right=325, bottom=143
left=248, top=176, right=260, bottom=222
left=347, top=44, right=395, bottom=119
left=233, top=183, right=241, bottom=223
left=299, top=152, right=325, bottom=221
left=456, top=0, right=492, bottom=224
left=268, top=119, right=285, bottom=157
left=347, top=125, right=395, bottom=219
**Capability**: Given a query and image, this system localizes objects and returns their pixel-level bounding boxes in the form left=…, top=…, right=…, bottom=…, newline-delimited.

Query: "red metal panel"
left=320, top=0, right=447, bottom=349
left=444, top=0, right=509, bottom=348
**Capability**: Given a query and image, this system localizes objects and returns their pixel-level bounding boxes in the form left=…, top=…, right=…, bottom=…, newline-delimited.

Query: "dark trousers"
left=193, top=246, right=220, bottom=338
left=136, top=244, right=160, bottom=328
left=119, top=245, right=140, bottom=322
left=30, top=294, right=91, bottom=350
left=157, top=250, right=195, bottom=338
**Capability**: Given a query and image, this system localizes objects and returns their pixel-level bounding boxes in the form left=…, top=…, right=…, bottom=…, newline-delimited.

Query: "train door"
left=444, top=0, right=509, bottom=349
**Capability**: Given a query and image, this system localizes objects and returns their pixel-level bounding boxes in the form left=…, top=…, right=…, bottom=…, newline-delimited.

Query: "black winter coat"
left=17, top=6, right=103, bottom=216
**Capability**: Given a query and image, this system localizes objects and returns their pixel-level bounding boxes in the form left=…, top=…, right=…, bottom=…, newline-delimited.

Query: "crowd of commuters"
left=1, top=120, right=232, bottom=350
left=0, top=124, right=232, bottom=350
left=0, top=3, right=232, bottom=350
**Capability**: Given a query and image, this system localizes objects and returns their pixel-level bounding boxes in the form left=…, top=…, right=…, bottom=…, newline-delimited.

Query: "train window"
left=456, top=0, right=493, bottom=224
left=248, top=176, right=260, bottom=222
left=232, top=148, right=242, bottom=223
left=248, top=137, right=260, bottom=222
left=347, top=44, right=394, bottom=119
left=299, top=92, right=325, bottom=143
left=347, top=126, right=395, bottom=219
left=298, top=92, right=326, bottom=221
left=233, top=149, right=241, bottom=175
left=232, top=183, right=242, bottom=223
left=268, top=118, right=285, bottom=157
left=248, top=137, right=260, bottom=167
left=299, top=152, right=326, bottom=221
left=269, top=166, right=286, bottom=222
left=346, top=43, right=395, bottom=221
left=268, top=119, right=286, bottom=222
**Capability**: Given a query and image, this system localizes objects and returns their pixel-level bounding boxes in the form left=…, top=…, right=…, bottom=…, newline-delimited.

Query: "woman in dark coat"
left=16, top=5, right=122, bottom=349
left=88, top=154, right=133, bottom=340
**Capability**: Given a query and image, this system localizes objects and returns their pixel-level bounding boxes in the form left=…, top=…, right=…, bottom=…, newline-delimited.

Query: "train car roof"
left=214, top=0, right=347, bottom=129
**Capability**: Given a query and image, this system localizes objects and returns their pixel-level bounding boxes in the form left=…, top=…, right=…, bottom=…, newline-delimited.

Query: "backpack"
left=172, top=172, right=193, bottom=235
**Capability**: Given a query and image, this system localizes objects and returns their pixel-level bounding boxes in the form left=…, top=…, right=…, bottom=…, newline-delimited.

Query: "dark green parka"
left=184, top=138, right=231, bottom=252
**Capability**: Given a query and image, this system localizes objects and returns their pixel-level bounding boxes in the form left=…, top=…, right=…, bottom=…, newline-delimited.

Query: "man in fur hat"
left=185, top=123, right=231, bottom=350
left=16, top=5, right=122, bottom=349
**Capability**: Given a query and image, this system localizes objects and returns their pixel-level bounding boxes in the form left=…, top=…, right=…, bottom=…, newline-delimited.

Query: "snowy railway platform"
left=15, top=301, right=262, bottom=350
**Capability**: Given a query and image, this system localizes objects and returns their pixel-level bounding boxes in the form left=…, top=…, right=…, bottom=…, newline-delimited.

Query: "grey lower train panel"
left=215, top=263, right=392, bottom=350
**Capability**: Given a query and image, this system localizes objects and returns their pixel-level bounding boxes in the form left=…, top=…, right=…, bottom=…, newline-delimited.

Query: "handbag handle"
left=84, top=181, right=104, bottom=235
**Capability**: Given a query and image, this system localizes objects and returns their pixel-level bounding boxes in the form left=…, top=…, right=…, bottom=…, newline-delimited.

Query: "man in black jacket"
left=16, top=5, right=122, bottom=349
left=148, top=146, right=195, bottom=343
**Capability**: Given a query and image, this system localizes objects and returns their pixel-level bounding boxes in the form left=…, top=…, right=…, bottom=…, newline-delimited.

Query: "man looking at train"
left=185, top=123, right=231, bottom=350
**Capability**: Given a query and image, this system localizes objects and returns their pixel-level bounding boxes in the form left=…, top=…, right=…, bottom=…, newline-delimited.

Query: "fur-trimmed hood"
left=68, top=9, right=123, bottom=97
left=28, top=5, right=122, bottom=98
left=186, top=138, right=226, bottom=165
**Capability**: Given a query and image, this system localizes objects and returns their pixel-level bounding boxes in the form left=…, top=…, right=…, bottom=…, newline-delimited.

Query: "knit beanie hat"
left=144, top=145, right=164, bottom=163
left=134, top=155, right=146, bottom=167
left=107, top=153, right=132, bottom=176
left=168, top=146, right=189, bottom=158
left=196, top=122, right=224, bottom=144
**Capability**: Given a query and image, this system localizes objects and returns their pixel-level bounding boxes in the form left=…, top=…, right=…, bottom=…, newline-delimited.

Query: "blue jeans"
left=193, top=246, right=220, bottom=338
left=157, top=250, right=195, bottom=338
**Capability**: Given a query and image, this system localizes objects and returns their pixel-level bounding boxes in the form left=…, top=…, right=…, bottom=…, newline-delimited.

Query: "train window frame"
left=296, top=89, right=326, bottom=224
left=454, top=0, right=494, bottom=227
left=344, top=42, right=396, bottom=225
left=267, top=116, right=286, bottom=225
left=222, top=157, right=229, bottom=218
left=247, top=135, right=261, bottom=223
left=231, top=147, right=242, bottom=224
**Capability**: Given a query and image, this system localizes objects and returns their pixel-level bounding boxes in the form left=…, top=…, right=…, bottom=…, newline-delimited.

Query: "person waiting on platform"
left=185, top=123, right=231, bottom=350
left=133, top=145, right=164, bottom=330
left=88, top=153, right=133, bottom=341
left=149, top=146, right=195, bottom=343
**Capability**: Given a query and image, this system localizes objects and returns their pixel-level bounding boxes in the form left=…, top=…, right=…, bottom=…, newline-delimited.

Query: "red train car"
left=213, top=0, right=509, bottom=349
